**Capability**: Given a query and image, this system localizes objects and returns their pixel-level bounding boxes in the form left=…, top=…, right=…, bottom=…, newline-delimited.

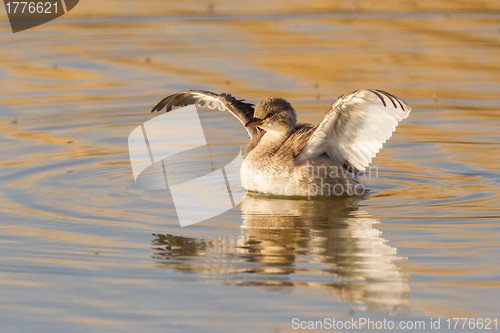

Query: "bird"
left=151, top=89, right=411, bottom=197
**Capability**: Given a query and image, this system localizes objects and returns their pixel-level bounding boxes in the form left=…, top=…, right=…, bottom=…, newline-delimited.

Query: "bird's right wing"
left=295, top=89, right=411, bottom=172
left=151, top=90, right=259, bottom=138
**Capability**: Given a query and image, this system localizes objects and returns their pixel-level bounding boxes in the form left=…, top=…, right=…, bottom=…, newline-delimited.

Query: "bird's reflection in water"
left=152, top=194, right=409, bottom=312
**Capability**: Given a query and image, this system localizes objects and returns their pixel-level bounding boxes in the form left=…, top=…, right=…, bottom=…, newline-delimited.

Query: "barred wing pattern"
left=296, top=90, right=411, bottom=172
left=152, top=90, right=258, bottom=138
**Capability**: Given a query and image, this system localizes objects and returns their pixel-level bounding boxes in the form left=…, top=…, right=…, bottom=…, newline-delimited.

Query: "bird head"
left=245, top=97, right=297, bottom=135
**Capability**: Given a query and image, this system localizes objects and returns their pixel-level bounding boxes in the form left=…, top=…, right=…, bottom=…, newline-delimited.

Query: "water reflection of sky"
left=154, top=195, right=410, bottom=313
left=1, top=0, right=499, bottom=331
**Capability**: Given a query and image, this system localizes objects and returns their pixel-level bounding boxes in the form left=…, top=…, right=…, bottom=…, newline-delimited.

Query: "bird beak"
left=245, top=117, right=266, bottom=128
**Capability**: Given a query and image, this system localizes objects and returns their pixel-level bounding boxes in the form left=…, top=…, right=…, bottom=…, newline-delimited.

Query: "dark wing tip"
left=368, top=89, right=387, bottom=107
left=150, top=100, right=163, bottom=113
left=150, top=90, right=220, bottom=113
left=368, top=89, right=411, bottom=113
left=150, top=94, right=181, bottom=113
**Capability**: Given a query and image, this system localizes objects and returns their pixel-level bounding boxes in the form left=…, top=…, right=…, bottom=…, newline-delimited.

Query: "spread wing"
left=151, top=90, right=258, bottom=138
left=295, top=89, right=411, bottom=172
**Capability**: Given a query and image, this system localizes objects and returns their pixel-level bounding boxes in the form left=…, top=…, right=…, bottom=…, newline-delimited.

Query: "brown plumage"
left=152, top=89, right=411, bottom=197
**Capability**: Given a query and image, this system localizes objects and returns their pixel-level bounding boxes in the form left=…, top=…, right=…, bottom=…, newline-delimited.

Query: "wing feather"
left=296, top=89, right=411, bottom=172
left=151, top=90, right=258, bottom=138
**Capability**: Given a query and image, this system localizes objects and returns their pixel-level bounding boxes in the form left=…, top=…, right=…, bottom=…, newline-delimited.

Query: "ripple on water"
left=152, top=194, right=410, bottom=312
left=363, top=103, right=500, bottom=220
left=1, top=3, right=500, bottom=330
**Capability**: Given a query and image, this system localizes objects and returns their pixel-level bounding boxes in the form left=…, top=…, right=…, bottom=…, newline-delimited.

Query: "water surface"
left=1, top=1, right=499, bottom=332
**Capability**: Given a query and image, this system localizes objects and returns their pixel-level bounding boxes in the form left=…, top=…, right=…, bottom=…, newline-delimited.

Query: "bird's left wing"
left=295, top=89, right=411, bottom=172
left=151, top=90, right=258, bottom=138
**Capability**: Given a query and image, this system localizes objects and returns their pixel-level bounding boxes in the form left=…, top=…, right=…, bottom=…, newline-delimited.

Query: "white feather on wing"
left=296, top=90, right=411, bottom=171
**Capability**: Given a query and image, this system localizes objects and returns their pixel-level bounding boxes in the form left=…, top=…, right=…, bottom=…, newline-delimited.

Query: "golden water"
left=1, top=1, right=499, bottom=331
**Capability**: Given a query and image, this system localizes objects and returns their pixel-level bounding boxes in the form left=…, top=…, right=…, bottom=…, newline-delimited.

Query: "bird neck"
left=256, top=129, right=289, bottom=153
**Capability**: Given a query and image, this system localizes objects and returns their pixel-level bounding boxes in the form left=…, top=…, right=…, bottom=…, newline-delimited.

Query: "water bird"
left=152, top=90, right=410, bottom=197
